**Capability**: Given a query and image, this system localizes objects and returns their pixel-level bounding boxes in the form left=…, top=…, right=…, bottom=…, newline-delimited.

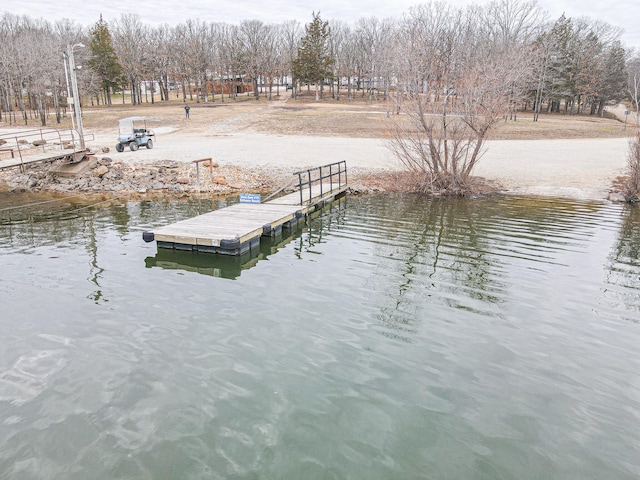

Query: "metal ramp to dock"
left=0, top=127, right=93, bottom=171
left=144, top=161, right=348, bottom=256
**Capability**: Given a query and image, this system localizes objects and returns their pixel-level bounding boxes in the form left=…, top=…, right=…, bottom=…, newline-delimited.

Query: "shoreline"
left=0, top=129, right=631, bottom=202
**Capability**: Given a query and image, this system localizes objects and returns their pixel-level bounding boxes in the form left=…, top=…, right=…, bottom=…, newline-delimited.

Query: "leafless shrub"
left=386, top=95, right=488, bottom=195
left=387, top=48, right=533, bottom=195
left=385, top=1, right=539, bottom=196
left=624, top=54, right=640, bottom=202
left=623, top=134, right=640, bottom=202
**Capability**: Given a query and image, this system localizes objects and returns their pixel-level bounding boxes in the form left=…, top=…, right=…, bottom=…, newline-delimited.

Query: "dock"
left=144, top=161, right=348, bottom=256
left=0, top=127, right=93, bottom=171
left=144, top=195, right=348, bottom=279
left=0, top=148, right=91, bottom=170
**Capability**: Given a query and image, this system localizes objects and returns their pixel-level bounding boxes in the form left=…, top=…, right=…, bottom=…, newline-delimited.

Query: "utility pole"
left=66, top=43, right=85, bottom=149
left=62, top=52, right=76, bottom=144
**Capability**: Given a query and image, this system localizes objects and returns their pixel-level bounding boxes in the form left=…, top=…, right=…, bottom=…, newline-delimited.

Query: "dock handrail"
left=0, top=127, right=95, bottom=171
left=0, top=127, right=94, bottom=164
left=293, top=161, right=347, bottom=205
left=262, top=178, right=296, bottom=203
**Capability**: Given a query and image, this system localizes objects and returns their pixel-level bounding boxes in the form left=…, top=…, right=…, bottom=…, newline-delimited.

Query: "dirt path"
left=84, top=130, right=628, bottom=200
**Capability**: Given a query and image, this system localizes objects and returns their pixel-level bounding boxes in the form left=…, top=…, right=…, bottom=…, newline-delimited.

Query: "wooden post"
left=192, top=157, right=213, bottom=194
left=196, top=162, right=200, bottom=193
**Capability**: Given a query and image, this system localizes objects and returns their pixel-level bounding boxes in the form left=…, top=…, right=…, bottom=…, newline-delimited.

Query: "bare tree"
left=624, top=135, right=640, bottom=202
left=112, top=14, right=148, bottom=105
left=328, top=20, right=349, bottom=100
left=354, top=17, right=382, bottom=99
left=0, top=14, right=78, bottom=126
left=623, top=52, right=640, bottom=201
left=30, top=23, right=63, bottom=125
left=388, top=1, right=535, bottom=195
left=628, top=52, right=640, bottom=127
left=147, top=24, right=172, bottom=102
left=217, top=23, right=246, bottom=101
left=484, top=0, right=547, bottom=44
left=342, top=29, right=360, bottom=101
left=0, top=14, right=39, bottom=124
left=280, top=20, right=301, bottom=98
left=170, top=20, right=211, bottom=104
left=376, top=18, right=399, bottom=114
left=483, top=0, right=546, bottom=119
left=0, top=16, right=12, bottom=123
left=169, top=24, right=191, bottom=102
left=260, top=24, right=280, bottom=99
left=238, top=20, right=268, bottom=100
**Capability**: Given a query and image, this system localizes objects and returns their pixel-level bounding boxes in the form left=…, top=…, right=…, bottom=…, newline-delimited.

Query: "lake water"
left=1, top=192, right=639, bottom=479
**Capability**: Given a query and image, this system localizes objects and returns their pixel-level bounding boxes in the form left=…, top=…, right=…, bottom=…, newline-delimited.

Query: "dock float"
left=144, top=161, right=348, bottom=255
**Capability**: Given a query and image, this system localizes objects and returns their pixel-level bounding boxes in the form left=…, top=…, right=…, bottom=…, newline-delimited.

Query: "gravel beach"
left=85, top=129, right=629, bottom=200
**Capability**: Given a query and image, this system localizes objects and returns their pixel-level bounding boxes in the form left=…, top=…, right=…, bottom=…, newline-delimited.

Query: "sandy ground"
left=1, top=98, right=633, bottom=200
left=84, top=129, right=630, bottom=200
left=474, top=137, right=629, bottom=199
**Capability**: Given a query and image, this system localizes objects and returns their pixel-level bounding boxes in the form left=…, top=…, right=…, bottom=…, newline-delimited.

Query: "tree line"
left=0, top=0, right=638, bottom=127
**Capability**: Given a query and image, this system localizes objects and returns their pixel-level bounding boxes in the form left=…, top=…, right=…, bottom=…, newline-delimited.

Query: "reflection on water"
left=606, top=205, right=640, bottom=321
left=303, top=195, right=623, bottom=343
left=1, top=192, right=639, bottom=479
left=145, top=224, right=305, bottom=279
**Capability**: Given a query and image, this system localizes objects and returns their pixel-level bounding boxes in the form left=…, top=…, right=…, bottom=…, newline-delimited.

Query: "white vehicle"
left=115, top=116, right=155, bottom=152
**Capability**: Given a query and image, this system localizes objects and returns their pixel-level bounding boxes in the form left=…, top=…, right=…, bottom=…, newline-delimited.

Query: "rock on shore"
left=0, top=156, right=295, bottom=196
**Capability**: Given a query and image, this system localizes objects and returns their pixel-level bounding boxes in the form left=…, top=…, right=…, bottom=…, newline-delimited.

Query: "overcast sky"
left=2, top=0, right=639, bottom=48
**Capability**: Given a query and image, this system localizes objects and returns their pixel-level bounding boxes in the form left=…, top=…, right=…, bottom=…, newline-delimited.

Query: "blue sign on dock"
left=240, top=193, right=261, bottom=204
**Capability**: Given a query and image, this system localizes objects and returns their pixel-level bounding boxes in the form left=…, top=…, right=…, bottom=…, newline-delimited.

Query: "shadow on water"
left=144, top=226, right=306, bottom=279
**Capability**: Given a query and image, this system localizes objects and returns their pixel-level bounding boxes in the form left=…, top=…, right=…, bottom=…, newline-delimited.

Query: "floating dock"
left=144, top=161, right=348, bottom=256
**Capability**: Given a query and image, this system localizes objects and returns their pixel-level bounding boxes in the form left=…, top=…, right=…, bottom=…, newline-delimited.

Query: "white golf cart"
left=115, top=116, right=155, bottom=152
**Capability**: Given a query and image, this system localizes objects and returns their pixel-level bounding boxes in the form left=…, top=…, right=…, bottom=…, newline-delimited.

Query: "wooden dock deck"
left=144, top=162, right=348, bottom=256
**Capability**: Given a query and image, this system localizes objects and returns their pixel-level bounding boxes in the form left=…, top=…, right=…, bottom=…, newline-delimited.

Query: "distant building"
left=140, top=81, right=161, bottom=94
left=188, top=75, right=253, bottom=96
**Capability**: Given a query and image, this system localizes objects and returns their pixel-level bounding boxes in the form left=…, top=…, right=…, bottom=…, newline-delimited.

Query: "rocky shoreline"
left=0, top=147, right=628, bottom=201
left=0, top=156, right=309, bottom=197
left=0, top=155, right=393, bottom=198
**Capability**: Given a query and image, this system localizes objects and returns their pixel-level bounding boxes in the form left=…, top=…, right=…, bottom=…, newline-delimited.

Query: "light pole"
left=66, top=43, right=85, bottom=149
left=62, top=51, right=76, bottom=143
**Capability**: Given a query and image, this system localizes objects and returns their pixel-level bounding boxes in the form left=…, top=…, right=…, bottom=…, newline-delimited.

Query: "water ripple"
left=1, top=194, right=639, bottom=479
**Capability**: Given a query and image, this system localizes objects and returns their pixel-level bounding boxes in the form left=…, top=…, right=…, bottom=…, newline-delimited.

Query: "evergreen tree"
left=596, top=41, right=627, bottom=116
left=88, top=15, right=123, bottom=105
left=292, top=12, right=334, bottom=100
left=547, top=14, right=575, bottom=112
